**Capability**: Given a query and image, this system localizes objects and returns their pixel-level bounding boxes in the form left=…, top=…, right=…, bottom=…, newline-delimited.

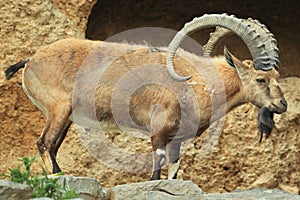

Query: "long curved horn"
left=166, top=13, right=280, bottom=81
left=245, top=18, right=279, bottom=71
left=203, top=26, right=233, bottom=57
left=204, top=18, right=279, bottom=71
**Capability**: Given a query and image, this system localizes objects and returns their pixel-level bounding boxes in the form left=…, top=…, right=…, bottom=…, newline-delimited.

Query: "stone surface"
left=56, top=175, right=105, bottom=200
left=1, top=177, right=300, bottom=200
left=204, top=188, right=300, bottom=200
left=106, top=180, right=205, bottom=200
left=0, top=180, right=32, bottom=200
left=0, top=176, right=104, bottom=200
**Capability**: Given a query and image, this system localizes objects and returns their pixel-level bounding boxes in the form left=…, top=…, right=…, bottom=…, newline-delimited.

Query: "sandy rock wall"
left=0, top=0, right=85, bottom=68
left=51, top=0, right=96, bottom=33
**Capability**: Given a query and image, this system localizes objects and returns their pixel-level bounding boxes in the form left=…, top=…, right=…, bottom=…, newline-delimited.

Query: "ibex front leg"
left=150, top=132, right=167, bottom=180
left=167, top=142, right=181, bottom=179
left=149, top=105, right=171, bottom=180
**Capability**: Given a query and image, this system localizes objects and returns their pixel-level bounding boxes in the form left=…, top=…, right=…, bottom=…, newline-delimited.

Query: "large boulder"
left=105, top=180, right=205, bottom=200
left=56, top=175, right=105, bottom=200
left=1, top=177, right=300, bottom=199
left=0, top=180, right=32, bottom=200
left=204, top=188, right=300, bottom=200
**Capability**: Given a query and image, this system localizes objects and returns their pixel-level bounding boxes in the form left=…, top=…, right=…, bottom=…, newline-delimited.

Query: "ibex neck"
left=197, top=63, right=244, bottom=126
left=222, top=67, right=244, bottom=113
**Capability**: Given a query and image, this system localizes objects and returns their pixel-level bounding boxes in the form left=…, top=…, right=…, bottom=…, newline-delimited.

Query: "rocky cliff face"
left=0, top=0, right=299, bottom=196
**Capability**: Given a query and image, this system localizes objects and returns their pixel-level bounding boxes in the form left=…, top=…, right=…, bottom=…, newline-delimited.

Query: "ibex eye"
left=256, top=79, right=267, bottom=84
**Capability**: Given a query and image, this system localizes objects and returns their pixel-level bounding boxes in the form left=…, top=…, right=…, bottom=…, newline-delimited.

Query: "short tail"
left=5, top=59, right=29, bottom=80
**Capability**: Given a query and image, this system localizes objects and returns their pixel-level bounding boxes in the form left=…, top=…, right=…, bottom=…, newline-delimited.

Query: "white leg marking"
left=156, top=149, right=166, bottom=156
left=168, top=159, right=180, bottom=179
left=160, top=157, right=165, bottom=166
left=155, top=149, right=166, bottom=167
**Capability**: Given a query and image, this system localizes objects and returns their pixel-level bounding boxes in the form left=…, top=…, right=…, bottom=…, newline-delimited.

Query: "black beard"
left=258, top=107, right=274, bottom=143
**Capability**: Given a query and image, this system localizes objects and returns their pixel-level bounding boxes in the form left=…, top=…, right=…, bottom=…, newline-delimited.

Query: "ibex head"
left=224, top=47, right=287, bottom=114
left=166, top=13, right=287, bottom=114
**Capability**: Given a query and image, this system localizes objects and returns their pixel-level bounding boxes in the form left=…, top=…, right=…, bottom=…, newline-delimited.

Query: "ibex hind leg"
left=37, top=104, right=72, bottom=174
left=53, top=120, right=72, bottom=157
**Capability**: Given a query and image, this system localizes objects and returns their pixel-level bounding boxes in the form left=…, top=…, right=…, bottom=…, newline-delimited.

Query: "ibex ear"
left=224, top=47, right=249, bottom=79
left=224, top=46, right=237, bottom=69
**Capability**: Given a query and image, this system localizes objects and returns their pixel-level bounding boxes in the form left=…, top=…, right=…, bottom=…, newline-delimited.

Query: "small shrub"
left=9, top=157, right=35, bottom=185
left=2, top=156, right=78, bottom=200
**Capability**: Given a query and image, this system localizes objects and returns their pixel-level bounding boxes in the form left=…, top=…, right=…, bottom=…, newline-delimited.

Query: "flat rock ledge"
left=1, top=176, right=300, bottom=200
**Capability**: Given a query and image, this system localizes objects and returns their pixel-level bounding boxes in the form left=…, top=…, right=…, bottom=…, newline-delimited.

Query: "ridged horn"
left=166, top=13, right=280, bottom=81
left=203, top=26, right=233, bottom=57
left=245, top=18, right=279, bottom=71
left=204, top=18, right=279, bottom=71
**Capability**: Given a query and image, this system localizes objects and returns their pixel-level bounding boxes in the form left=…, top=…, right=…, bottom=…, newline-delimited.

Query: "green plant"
left=9, top=157, right=36, bottom=185
left=4, top=156, right=78, bottom=200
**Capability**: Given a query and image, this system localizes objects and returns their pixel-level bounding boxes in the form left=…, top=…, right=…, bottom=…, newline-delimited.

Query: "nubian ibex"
left=6, top=14, right=287, bottom=180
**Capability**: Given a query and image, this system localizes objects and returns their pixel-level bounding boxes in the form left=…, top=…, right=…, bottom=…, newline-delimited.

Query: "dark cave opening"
left=86, top=0, right=300, bottom=77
